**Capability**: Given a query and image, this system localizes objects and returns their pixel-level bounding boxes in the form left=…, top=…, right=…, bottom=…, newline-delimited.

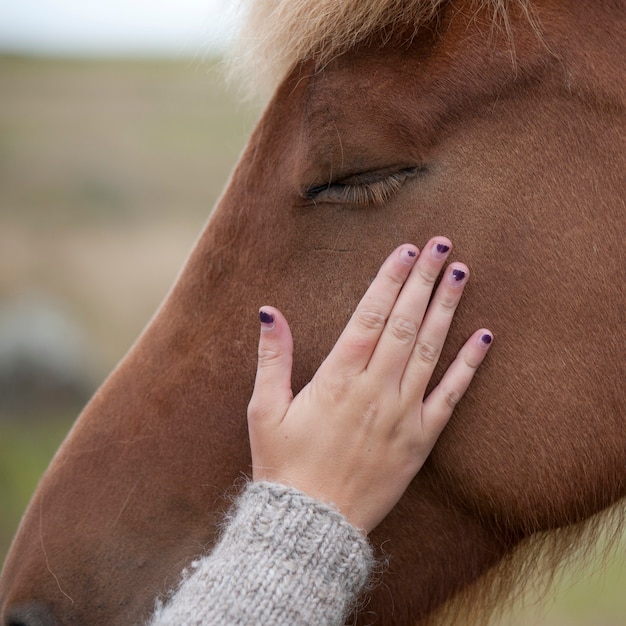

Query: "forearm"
left=149, top=481, right=374, bottom=626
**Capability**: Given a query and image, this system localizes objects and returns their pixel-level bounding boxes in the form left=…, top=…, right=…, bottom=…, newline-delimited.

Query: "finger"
left=420, top=329, right=493, bottom=440
left=323, top=244, right=419, bottom=376
left=368, top=237, right=452, bottom=381
left=247, top=306, right=294, bottom=425
left=400, top=262, right=469, bottom=399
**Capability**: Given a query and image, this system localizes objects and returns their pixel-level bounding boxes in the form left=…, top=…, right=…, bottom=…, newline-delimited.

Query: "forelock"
left=228, top=0, right=530, bottom=98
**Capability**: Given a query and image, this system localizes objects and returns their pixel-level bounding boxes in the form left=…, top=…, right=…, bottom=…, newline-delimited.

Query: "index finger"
left=322, top=244, right=420, bottom=376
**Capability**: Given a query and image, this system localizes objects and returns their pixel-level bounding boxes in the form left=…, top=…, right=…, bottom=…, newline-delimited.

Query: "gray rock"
left=0, top=294, right=97, bottom=416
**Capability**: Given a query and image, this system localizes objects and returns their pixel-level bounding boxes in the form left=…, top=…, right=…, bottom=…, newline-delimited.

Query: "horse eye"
left=303, top=166, right=419, bottom=206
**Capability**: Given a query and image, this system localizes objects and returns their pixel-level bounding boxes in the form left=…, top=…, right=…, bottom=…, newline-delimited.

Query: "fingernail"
left=448, top=268, right=467, bottom=285
left=431, top=242, right=450, bottom=260
left=400, top=246, right=418, bottom=265
left=479, top=332, right=493, bottom=347
left=259, top=310, right=275, bottom=329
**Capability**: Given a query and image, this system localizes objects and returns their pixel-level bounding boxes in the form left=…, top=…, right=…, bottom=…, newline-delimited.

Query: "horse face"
left=1, top=3, right=624, bottom=625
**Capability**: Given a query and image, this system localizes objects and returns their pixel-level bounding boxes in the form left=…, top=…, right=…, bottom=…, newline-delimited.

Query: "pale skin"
left=247, top=237, right=492, bottom=534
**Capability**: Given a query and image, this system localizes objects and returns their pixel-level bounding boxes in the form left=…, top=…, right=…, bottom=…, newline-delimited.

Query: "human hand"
left=247, top=238, right=492, bottom=534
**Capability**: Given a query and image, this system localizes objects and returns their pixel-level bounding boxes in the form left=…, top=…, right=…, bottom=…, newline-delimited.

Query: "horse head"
left=1, top=1, right=624, bottom=624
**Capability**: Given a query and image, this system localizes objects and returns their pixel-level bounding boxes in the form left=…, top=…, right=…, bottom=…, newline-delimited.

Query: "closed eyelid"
left=302, top=165, right=421, bottom=206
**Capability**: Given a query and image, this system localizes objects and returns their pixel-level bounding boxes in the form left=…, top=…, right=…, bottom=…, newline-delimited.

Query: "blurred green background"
left=0, top=55, right=624, bottom=625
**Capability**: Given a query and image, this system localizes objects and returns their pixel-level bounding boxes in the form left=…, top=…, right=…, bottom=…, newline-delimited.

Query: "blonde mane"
left=230, top=0, right=533, bottom=96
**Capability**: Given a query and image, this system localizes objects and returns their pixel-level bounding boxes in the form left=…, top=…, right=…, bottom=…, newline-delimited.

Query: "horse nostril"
left=3, top=604, right=57, bottom=626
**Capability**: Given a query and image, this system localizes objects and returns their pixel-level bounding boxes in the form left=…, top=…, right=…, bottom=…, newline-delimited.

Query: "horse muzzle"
left=2, top=602, right=58, bottom=626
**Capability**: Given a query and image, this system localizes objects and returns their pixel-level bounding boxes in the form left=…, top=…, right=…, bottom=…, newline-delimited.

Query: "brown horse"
left=1, top=0, right=625, bottom=624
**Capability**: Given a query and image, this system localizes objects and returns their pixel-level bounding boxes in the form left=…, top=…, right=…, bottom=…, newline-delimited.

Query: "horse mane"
left=430, top=503, right=626, bottom=625
left=229, top=0, right=534, bottom=97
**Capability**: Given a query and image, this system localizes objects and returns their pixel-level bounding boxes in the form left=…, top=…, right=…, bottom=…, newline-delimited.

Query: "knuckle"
left=441, top=385, right=462, bottom=409
left=360, top=399, right=380, bottom=427
left=355, top=308, right=386, bottom=331
left=462, top=350, right=482, bottom=370
left=388, top=315, right=418, bottom=344
left=247, top=397, right=271, bottom=421
left=321, top=375, right=352, bottom=405
left=257, top=346, right=282, bottom=366
left=414, top=339, right=440, bottom=364
left=436, top=294, right=458, bottom=313
left=386, top=267, right=407, bottom=287
left=346, top=337, right=372, bottom=355
left=415, top=264, right=438, bottom=286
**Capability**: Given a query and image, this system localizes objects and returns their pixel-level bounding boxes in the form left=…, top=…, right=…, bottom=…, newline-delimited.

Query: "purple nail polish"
left=259, top=310, right=274, bottom=325
left=432, top=242, right=451, bottom=260
left=480, top=333, right=492, bottom=345
left=400, top=247, right=418, bottom=265
left=451, top=269, right=466, bottom=282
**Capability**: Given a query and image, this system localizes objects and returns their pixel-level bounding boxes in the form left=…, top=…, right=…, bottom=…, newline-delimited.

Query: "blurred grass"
left=0, top=55, right=624, bottom=624
left=0, top=414, right=75, bottom=560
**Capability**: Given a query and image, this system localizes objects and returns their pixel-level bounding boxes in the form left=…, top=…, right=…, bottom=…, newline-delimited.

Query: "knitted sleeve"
left=148, top=481, right=375, bottom=626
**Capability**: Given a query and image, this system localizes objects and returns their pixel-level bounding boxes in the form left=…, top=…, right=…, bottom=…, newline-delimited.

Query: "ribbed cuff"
left=221, top=481, right=374, bottom=623
left=149, top=481, right=374, bottom=626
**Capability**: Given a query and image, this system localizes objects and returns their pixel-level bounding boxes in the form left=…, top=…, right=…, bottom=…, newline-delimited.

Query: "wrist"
left=224, top=480, right=374, bottom=619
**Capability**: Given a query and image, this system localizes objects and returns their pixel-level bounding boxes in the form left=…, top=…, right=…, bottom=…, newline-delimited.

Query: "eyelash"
left=304, top=166, right=418, bottom=206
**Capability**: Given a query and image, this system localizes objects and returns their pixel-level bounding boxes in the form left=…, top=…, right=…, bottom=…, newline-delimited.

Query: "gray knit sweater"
left=149, top=481, right=375, bottom=625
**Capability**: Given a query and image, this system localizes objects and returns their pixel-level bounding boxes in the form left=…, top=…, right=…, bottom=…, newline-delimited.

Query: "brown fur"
left=1, top=1, right=625, bottom=625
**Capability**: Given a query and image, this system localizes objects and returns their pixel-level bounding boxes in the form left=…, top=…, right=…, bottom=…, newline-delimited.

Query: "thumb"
left=247, top=306, right=294, bottom=425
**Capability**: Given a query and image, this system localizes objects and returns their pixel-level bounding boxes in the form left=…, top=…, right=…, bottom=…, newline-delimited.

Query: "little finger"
left=420, top=329, right=493, bottom=440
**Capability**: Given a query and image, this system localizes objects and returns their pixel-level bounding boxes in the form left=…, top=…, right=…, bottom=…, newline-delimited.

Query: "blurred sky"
left=0, top=0, right=241, bottom=57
